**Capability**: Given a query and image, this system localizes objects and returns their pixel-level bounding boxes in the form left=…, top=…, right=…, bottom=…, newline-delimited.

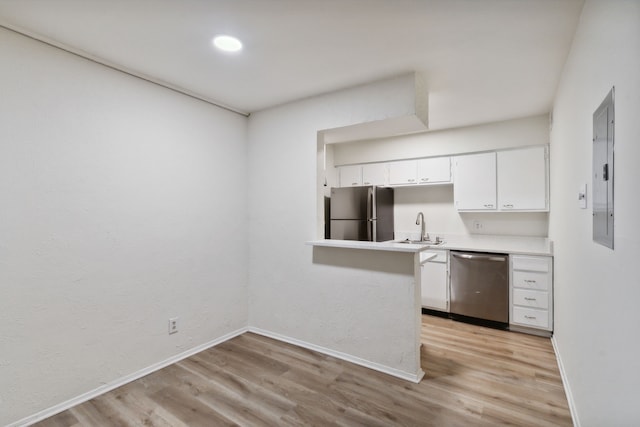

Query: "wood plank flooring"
left=34, top=315, right=572, bottom=426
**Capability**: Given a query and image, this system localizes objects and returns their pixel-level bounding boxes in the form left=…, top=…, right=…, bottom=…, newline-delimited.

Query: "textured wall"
left=247, top=76, right=424, bottom=378
left=0, top=28, right=248, bottom=425
left=549, top=1, right=640, bottom=425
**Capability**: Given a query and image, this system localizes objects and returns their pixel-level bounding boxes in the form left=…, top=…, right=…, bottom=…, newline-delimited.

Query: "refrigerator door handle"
left=367, top=187, right=376, bottom=241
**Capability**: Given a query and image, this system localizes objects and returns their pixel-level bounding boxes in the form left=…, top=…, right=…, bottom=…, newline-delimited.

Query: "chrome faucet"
left=415, top=212, right=428, bottom=242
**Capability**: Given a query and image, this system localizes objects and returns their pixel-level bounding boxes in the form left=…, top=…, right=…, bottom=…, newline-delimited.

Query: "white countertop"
left=307, top=234, right=553, bottom=256
left=437, top=235, right=552, bottom=256
left=306, top=239, right=432, bottom=253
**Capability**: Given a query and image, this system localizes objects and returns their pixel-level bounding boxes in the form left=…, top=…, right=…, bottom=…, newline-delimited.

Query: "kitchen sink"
left=396, top=239, right=445, bottom=246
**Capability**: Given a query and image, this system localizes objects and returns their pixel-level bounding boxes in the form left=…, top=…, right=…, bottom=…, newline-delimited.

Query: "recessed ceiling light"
left=212, top=35, right=242, bottom=53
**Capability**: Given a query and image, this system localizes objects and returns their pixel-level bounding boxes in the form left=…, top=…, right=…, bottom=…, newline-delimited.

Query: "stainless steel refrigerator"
left=329, top=186, right=394, bottom=242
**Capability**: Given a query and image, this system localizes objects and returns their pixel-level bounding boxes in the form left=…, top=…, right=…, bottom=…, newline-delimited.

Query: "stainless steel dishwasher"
left=450, top=251, right=509, bottom=324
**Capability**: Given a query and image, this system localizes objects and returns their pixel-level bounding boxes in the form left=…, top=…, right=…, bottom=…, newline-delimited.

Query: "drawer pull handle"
left=524, top=279, right=537, bottom=284
left=524, top=297, right=537, bottom=301
left=524, top=315, right=537, bottom=320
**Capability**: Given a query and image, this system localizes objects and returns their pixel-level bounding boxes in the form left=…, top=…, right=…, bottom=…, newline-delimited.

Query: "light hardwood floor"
left=34, top=315, right=572, bottom=426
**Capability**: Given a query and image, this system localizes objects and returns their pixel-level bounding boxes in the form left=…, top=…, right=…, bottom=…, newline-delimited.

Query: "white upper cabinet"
left=417, top=157, right=451, bottom=184
left=453, top=147, right=548, bottom=212
left=388, top=160, right=417, bottom=185
left=389, top=157, right=451, bottom=186
left=453, top=152, right=497, bottom=210
left=497, top=146, right=548, bottom=211
left=337, top=146, right=547, bottom=207
left=338, top=163, right=387, bottom=187
left=362, top=163, right=387, bottom=186
left=338, top=165, right=362, bottom=187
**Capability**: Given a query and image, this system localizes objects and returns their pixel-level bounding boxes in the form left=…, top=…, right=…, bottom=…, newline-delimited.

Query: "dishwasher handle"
left=451, top=252, right=507, bottom=262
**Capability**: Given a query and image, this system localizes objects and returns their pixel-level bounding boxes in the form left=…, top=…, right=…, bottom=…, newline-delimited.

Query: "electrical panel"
left=593, top=88, right=614, bottom=249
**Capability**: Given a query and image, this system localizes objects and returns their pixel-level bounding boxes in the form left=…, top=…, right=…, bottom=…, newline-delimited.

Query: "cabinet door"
left=498, top=146, right=548, bottom=210
left=388, top=160, right=417, bottom=185
left=362, top=163, right=387, bottom=186
left=421, top=260, right=449, bottom=311
left=417, top=157, right=451, bottom=184
left=453, top=152, right=497, bottom=210
left=338, top=165, right=362, bottom=187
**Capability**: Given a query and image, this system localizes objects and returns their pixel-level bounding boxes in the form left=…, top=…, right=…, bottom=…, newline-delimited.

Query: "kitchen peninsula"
left=306, top=239, right=435, bottom=383
left=307, top=234, right=553, bottom=382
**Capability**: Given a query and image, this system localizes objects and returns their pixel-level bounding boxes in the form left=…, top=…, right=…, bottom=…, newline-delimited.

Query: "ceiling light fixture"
left=212, top=35, right=243, bottom=53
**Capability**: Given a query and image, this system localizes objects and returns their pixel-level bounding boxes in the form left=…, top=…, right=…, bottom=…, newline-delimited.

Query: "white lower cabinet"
left=510, top=255, right=553, bottom=335
left=512, top=307, right=550, bottom=329
left=513, top=288, right=549, bottom=310
left=420, top=250, right=449, bottom=312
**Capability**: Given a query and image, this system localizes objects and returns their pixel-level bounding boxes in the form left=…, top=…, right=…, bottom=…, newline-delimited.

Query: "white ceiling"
left=0, top=0, right=584, bottom=130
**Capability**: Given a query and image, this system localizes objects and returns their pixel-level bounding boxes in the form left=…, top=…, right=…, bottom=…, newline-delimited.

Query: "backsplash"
left=393, top=185, right=549, bottom=239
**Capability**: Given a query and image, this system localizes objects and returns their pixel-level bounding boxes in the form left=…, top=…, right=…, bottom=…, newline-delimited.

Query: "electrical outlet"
left=473, top=220, right=483, bottom=230
left=168, top=317, right=179, bottom=334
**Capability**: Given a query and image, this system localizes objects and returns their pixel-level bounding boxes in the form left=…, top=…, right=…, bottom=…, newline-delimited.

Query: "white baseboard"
left=551, top=336, right=580, bottom=427
left=10, top=325, right=424, bottom=426
left=248, top=326, right=425, bottom=383
left=8, top=327, right=249, bottom=427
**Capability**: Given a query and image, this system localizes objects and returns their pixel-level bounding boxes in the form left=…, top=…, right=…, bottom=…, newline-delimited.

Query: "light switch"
left=578, top=184, right=587, bottom=209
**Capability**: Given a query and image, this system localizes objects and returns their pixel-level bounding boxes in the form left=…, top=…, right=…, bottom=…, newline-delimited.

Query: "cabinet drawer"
left=512, top=306, right=549, bottom=329
left=513, top=270, right=549, bottom=291
left=421, top=249, right=447, bottom=263
left=512, top=255, right=551, bottom=272
left=513, top=289, right=548, bottom=309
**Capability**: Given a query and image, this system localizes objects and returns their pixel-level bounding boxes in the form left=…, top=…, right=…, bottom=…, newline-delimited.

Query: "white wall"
left=548, top=1, right=640, bottom=425
left=247, top=77, right=425, bottom=378
left=333, top=115, right=549, bottom=165
left=393, top=185, right=549, bottom=239
left=0, top=28, right=249, bottom=426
